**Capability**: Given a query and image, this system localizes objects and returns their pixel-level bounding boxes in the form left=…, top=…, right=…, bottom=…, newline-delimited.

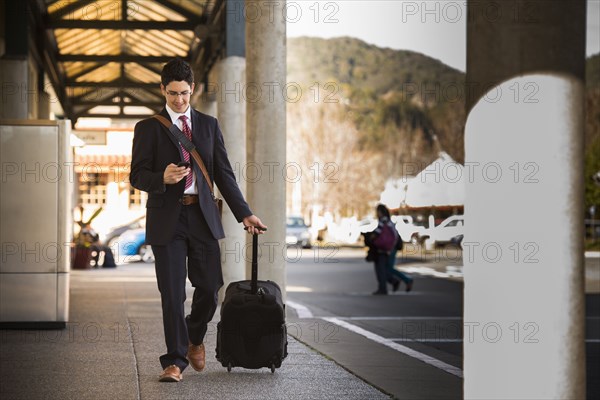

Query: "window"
left=78, top=173, right=108, bottom=205
left=129, top=186, right=144, bottom=206
left=445, top=219, right=463, bottom=227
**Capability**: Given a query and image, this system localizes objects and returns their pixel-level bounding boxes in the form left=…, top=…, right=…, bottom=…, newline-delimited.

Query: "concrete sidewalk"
left=0, top=265, right=392, bottom=400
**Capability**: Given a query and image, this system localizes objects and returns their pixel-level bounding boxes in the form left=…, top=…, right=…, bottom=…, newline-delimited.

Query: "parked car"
left=115, top=228, right=154, bottom=263
left=418, top=215, right=465, bottom=250
left=450, top=234, right=464, bottom=248
left=286, top=216, right=311, bottom=248
left=102, top=215, right=145, bottom=247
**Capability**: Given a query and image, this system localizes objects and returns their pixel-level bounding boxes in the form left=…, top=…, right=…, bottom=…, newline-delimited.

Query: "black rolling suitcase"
left=216, top=232, right=288, bottom=373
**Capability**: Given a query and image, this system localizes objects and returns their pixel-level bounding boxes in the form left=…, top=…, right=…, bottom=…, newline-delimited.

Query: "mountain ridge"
left=287, top=36, right=465, bottom=97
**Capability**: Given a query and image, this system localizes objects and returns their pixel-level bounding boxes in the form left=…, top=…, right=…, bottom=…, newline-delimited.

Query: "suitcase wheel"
left=270, top=363, right=275, bottom=373
left=227, top=362, right=232, bottom=373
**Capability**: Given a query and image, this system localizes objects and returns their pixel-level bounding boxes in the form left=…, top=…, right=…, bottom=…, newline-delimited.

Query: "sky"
left=286, top=0, right=600, bottom=72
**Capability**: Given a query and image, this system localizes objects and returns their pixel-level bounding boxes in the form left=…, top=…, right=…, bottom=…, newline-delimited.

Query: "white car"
left=419, top=215, right=464, bottom=250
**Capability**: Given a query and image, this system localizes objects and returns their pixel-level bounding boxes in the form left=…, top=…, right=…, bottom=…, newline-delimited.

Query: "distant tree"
left=585, top=54, right=600, bottom=217
left=584, top=135, right=600, bottom=214
left=287, top=92, right=382, bottom=218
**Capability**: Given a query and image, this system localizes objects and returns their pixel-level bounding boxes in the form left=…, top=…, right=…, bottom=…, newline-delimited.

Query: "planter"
left=72, top=245, right=93, bottom=269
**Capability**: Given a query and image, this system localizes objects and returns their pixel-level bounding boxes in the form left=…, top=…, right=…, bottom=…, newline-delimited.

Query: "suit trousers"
left=151, top=204, right=223, bottom=371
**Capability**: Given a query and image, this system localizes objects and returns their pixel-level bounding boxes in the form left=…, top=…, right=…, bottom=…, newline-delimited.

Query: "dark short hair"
left=161, top=58, right=194, bottom=87
left=376, top=204, right=391, bottom=219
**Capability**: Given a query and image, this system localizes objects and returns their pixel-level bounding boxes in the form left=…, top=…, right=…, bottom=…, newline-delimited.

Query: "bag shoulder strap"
left=152, top=114, right=216, bottom=198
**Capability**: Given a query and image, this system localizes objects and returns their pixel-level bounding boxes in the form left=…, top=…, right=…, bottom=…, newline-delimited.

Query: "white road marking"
left=322, top=317, right=464, bottom=378
left=288, top=301, right=599, bottom=376
left=399, top=266, right=463, bottom=279
left=390, top=338, right=600, bottom=343
left=390, top=338, right=463, bottom=343
left=339, top=316, right=462, bottom=321
left=286, top=300, right=314, bottom=318
left=286, top=285, right=314, bottom=293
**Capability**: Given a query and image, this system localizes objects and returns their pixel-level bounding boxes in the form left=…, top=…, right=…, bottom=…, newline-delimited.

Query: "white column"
left=212, top=56, right=247, bottom=299
left=246, top=0, right=287, bottom=296
left=464, top=2, right=586, bottom=397
left=195, top=86, right=217, bottom=117
left=464, top=75, right=585, bottom=399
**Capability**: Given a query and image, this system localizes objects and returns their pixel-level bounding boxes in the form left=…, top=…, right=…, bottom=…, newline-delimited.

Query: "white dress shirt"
left=165, top=104, right=197, bottom=195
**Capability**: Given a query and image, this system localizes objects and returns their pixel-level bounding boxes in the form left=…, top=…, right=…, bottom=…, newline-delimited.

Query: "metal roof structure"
left=27, top=0, right=233, bottom=122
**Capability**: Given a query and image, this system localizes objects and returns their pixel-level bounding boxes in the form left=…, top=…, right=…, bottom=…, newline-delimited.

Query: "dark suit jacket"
left=130, top=108, right=252, bottom=245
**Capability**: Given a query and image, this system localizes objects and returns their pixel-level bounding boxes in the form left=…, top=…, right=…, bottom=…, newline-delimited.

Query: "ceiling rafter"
left=153, top=0, right=200, bottom=21
left=74, top=113, right=158, bottom=120
left=48, top=20, right=198, bottom=30
left=125, top=89, right=157, bottom=103
left=126, top=31, right=183, bottom=58
left=138, top=63, right=163, bottom=76
left=48, top=0, right=97, bottom=20
left=29, top=0, right=221, bottom=121
left=76, top=100, right=164, bottom=107
left=67, top=64, right=102, bottom=81
left=58, top=54, right=180, bottom=63
left=66, top=80, right=157, bottom=89
left=71, top=86, right=162, bottom=103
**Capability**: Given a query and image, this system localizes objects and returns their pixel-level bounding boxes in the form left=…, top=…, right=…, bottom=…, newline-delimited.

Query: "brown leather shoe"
left=159, top=365, right=182, bottom=382
left=187, top=342, right=205, bottom=372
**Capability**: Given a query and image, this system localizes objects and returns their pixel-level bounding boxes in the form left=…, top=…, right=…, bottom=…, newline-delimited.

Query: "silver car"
left=286, top=216, right=312, bottom=248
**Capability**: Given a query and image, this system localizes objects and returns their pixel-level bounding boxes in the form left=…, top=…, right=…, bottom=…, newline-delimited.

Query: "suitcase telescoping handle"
left=244, top=226, right=267, bottom=294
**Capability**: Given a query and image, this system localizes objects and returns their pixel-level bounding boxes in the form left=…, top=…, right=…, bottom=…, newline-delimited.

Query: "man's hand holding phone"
left=163, top=162, right=190, bottom=184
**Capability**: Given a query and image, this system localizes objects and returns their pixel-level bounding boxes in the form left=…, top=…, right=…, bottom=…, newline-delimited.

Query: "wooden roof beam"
left=48, top=20, right=200, bottom=30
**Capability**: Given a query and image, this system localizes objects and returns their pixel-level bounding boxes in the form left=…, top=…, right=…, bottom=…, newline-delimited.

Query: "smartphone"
left=177, top=161, right=190, bottom=168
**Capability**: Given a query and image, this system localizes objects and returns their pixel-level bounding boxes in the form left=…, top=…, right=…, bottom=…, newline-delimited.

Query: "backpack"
left=396, top=231, right=403, bottom=251
left=372, top=222, right=397, bottom=252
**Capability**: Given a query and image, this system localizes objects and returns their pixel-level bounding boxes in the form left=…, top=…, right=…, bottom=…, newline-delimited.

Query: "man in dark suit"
left=130, top=58, right=266, bottom=382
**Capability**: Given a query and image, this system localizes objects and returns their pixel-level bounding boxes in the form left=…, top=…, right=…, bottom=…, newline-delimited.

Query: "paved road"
left=116, top=247, right=599, bottom=398
left=285, top=247, right=600, bottom=398
left=287, top=248, right=463, bottom=363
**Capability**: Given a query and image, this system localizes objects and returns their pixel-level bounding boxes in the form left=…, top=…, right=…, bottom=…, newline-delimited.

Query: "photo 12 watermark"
left=399, top=160, right=541, bottom=185
left=226, top=1, right=341, bottom=25
left=0, top=321, right=140, bottom=344
left=400, top=1, right=540, bottom=24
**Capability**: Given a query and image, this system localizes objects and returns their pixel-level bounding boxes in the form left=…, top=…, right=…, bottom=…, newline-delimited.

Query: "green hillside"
left=287, top=36, right=464, bottom=96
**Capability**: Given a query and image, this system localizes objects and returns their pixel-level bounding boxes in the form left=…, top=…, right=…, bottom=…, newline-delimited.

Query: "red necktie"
left=178, top=115, right=193, bottom=190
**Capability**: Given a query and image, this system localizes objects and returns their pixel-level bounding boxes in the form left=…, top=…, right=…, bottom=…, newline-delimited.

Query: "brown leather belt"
left=180, top=195, right=199, bottom=206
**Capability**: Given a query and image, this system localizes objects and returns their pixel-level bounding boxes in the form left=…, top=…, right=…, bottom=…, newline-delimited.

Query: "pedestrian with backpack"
left=386, top=226, right=414, bottom=292
left=370, top=204, right=401, bottom=295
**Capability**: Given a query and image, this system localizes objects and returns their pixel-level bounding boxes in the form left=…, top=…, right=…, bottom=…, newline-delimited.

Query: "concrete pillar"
left=1, top=0, right=33, bottom=120
left=0, top=59, right=28, bottom=119
left=246, top=0, right=286, bottom=295
left=38, top=90, right=51, bottom=120
left=195, top=84, right=217, bottom=117
left=212, top=56, right=248, bottom=298
left=464, top=1, right=586, bottom=399
left=0, top=0, right=5, bottom=57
